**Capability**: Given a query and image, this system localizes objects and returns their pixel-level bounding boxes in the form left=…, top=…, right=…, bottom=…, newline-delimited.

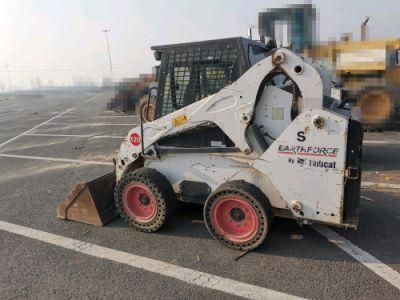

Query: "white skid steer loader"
left=58, top=38, right=363, bottom=251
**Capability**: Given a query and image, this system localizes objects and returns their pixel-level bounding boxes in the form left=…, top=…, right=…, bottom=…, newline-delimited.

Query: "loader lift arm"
left=117, top=48, right=324, bottom=167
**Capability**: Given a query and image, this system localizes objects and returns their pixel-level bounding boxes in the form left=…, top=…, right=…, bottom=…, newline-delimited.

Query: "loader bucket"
left=57, top=172, right=118, bottom=226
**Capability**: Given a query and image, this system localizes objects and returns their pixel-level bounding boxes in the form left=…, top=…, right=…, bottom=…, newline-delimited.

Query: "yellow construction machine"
left=306, top=38, right=400, bottom=130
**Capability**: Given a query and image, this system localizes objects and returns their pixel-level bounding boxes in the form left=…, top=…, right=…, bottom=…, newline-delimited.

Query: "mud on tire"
left=115, top=168, right=176, bottom=232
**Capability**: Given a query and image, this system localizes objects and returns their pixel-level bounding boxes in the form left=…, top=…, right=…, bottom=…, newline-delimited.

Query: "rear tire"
left=138, top=95, right=156, bottom=122
left=115, top=168, right=176, bottom=232
left=204, top=180, right=272, bottom=251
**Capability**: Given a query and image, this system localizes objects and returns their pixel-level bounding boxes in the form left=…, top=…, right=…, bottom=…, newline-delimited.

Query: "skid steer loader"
left=58, top=37, right=363, bottom=251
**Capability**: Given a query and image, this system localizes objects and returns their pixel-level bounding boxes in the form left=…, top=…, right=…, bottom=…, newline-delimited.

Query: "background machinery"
left=258, top=5, right=400, bottom=131
left=306, top=38, right=400, bottom=131
left=58, top=37, right=363, bottom=251
left=106, top=73, right=156, bottom=114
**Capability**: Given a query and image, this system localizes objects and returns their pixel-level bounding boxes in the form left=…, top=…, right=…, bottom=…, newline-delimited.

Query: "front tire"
left=114, top=168, right=176, bottom=232
left=204, top=181, right=272, bottom=251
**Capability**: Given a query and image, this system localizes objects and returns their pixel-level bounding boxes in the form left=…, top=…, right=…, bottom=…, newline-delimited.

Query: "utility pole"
left=102, top=28, right=113, bottom=72
left=5, top=65, right=12, bottom=93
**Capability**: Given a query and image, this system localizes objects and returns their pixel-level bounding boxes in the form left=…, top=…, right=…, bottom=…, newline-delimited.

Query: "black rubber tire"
left=138, top=95, right=156, bottom=123
left=114, top=168, right=176, bottom=232
left=204, top=180, right=273, bottom=251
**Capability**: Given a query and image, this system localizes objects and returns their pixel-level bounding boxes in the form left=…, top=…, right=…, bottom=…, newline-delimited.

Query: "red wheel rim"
left=122, top=183, right=157, bottom=222
left=211, top=195, right=259, bottom=243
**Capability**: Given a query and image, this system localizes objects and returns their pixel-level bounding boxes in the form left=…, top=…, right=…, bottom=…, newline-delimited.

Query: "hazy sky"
left=0, top=0, right=399, bottom=89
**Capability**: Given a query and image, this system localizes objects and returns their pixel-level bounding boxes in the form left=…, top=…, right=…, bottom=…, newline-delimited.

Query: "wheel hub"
left=230, top=207, right=245, bottom=222
left=139, top=194, right=150, bottom=206
left=211, top=196, right=259, bottom=243
left=122, top=183, right=157, bottom=222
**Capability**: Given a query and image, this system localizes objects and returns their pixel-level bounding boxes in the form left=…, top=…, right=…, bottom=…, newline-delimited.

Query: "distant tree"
left=30, top=77, right=43, bottom=90
left=35, top=77, right=42, bottom=89
left=0, top=81, right=5, bottom=94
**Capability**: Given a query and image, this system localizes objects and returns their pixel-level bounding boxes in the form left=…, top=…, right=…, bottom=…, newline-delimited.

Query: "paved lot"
left=0, top=92, right=399, bottom=299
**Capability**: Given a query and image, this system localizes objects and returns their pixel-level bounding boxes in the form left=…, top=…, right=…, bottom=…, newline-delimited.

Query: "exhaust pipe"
left=361, top=17, right=369, bottom=41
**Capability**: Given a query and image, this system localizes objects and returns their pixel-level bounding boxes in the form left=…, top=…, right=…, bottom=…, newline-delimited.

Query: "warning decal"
left=172, top=114, right=188, bottom=127
left=130, top=133, right=141, bottom=146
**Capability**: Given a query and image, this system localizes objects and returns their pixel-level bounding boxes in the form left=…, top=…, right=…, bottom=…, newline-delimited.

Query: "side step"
left=57, top=172, right=118, bottom=226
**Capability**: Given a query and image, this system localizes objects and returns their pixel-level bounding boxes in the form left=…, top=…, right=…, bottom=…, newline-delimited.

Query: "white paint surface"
left=0, top=93, right=101, bottom=149
left=0, top=221, right=304, bottom=300
left=363, top=140, right=400, bottom=145
left=362, top=181, right=400, bottom=190
left=0, top=153, right=113, bottom=166
left=85, top=94, right=101, bottom=103
left=25, top=133, right=125, bottom=139
left=313, top=225, right=400, bottom=291
left=0, top=107, right=75, bottom=149
left=45, top=122, right=137, bottom=126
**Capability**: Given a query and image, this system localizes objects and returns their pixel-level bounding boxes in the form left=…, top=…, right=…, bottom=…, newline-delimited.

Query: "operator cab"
left=151, top=37, right=270, bottom=118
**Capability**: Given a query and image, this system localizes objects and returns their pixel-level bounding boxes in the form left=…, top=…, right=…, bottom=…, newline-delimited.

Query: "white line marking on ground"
left=0, top=93, right=101, bottom=149
left=91, top=135, right=125, bottom=139
left=0, top=221, right=304, bottom=300
left=313, top=224, right=400, bottom=291
left=25, top=133, right=125, bottom=139
left=362, top=181, right=400, bottom=190
left=85, top=94, right=102, bottom=103
left=98, top=115, right=138, bottom=118
left=44, top=122, right=137, bottom=126
left=0, top=153, right=113, bottom=166
left=363, top=140, right=400, bottom=145
left=0, top=107, right=75, bottom=149
left=57, top=115, right=137, bottom=118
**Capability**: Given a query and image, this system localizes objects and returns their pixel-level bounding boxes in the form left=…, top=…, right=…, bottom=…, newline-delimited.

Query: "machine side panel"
left=253, top=108, right=348, bottom=225
left=145, top=153, right=288, bottom=209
